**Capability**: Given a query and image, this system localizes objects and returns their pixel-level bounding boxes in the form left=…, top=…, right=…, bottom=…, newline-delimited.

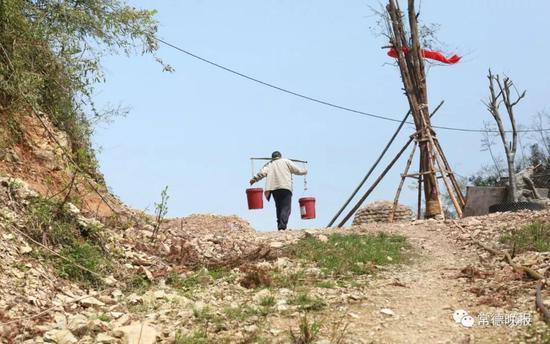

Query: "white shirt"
left=254, top=158, right=307, bottom=192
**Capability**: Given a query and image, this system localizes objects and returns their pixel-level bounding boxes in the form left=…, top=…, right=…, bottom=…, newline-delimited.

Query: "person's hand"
left=249, top=178, right=255, bottom=185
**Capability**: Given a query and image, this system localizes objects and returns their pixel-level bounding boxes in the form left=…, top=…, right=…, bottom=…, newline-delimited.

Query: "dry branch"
left=474, top=240, right=549, bottom=324
left=535, top=282, right=550, bottom=324
left=474, top=241, right=544, bottom=280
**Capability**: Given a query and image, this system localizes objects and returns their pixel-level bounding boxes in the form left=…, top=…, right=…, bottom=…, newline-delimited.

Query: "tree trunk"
left=506, top=151, right=517, bottom=202
left=387, top=0, right=442, bottom=218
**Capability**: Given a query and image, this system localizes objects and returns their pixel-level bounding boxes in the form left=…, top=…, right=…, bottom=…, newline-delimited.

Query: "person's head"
left=271, top=151, right=282, bottom=160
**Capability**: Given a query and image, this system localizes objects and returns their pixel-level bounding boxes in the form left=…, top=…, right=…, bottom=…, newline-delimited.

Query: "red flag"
left=388, top=47, right=461, bottom=64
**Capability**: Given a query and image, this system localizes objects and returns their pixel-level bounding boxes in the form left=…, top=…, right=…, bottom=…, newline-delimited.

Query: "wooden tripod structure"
left=386, top=0, right=464, bottom=219
left=327, top=0, right=464, bottom=227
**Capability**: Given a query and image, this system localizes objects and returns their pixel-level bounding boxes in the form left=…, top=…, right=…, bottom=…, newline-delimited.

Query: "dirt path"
left=339, top=225, right=515, bottom=343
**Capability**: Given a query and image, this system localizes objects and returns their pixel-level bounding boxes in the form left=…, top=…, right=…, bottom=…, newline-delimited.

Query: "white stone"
left=380, top=308, right=395, bottom=316
left=252, top=289, right=272, bottom=303
left=112, top=289, right=123, bottom=299
left=53, top=313, right=67, bottom=329
left=244, top=324, right=258, bottom=333
left=193, top=301, right=207, bottom=312
left=269, top=241, right=284, bottom=248
left=66, top=203, right=81, bottom=215
left=103, top=276, right=117, bottom=286
left=317, top=234, right=329, bottom=242
left=113, top=323, right=158, bottom=344
left=96, top=333, right=116, bottom=344
left=79, top=296, right=105, bottom=307
left=110, top=312, right=125, bottom=319
left=274, top=257, right=290, bottom=269
left=19, top=244, right=33, bottom=254
left=126, top=293, right=142, bottom=304
left=154, top=290, right=166, bottom=299
left=43, top=329, right=78, bottom=344
left=67, top=314, right=88, bottom=336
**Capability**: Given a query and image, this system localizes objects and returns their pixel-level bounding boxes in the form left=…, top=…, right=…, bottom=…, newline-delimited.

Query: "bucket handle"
left=303, top=162, right=308, bottom=192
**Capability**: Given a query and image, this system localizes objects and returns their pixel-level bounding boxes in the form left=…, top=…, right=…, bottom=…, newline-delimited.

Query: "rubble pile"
left=352, top=201, right=413, bottom=225
left=1, top=171, right=550, bottom=342
left=116, top=213, right=270, bottom=270
left=449, top=211, right=550, bottom=316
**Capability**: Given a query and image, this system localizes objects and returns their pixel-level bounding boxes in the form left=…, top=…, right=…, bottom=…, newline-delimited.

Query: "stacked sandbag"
left=352, top=200, right=413, bottom=225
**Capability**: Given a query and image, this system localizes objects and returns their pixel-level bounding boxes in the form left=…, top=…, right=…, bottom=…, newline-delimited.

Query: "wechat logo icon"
left=453, top=309, right=475, bottom=328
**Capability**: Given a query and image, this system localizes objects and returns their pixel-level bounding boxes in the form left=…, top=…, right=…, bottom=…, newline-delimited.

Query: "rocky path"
left=334, top=224, right=524, bottom=343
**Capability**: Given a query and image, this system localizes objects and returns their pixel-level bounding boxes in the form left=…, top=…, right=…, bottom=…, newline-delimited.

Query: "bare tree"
left=483, top=70, right=526, bottom=202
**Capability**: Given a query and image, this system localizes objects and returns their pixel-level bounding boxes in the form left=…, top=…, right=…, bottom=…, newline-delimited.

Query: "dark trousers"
left=272, top=189, right=292, bottom=230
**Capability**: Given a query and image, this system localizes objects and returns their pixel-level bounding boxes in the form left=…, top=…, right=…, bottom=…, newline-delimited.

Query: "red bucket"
left=246, top=188, right=264, bottom=210
left=299, top=197, right=316, bottom=219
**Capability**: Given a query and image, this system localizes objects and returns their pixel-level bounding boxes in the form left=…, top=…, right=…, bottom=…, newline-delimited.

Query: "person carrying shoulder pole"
left=249, top=151, right=307, bottom=230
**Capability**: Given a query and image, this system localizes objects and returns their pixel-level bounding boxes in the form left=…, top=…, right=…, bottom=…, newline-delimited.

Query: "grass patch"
left=208, top=268, right=230, bottom=280
left=97, top=313, right=111, bottom=322
left=193, top=307, right=216, bottom=322
left=271, top=269, right=306, bottom=288
left=316, top=281, right=337, bottom=289
left=289, top=314, right=320, bottom=344
left=23, top=196, right=110, bottom=287
left=259, top=296, right=275, bottom=307
left=57, top=242, right=110, bottom=287
left=175, top=330, right=209, bottom=344
left=500, top=221, right=550, bottom=253
left=519, top=323, right=550, bottom=344
left=167, top=268, right=231, bottom=291
left=288, top=293, right=326, bottom=311
left=223, top=306, right=259, bottom=321
left=286, top=233, right=409, bottom=276
left=13, top=263, right=31, bottom=273
left=126, top=275, right=152, bottom=294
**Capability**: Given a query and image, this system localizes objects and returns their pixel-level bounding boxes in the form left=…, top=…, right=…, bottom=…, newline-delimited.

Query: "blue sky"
left=92, top=0, right=550, bottom=231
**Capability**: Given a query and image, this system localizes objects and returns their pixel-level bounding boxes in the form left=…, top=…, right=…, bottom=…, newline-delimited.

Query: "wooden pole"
left=327, top=110, right=411, bottom=227
left=337, top=138, right=414, bottom=228
left=390, top=141, right=418, bottom=222
left=330, top=101, right=443, bottom=227
left=417, top=158, right=423, bottom=219
left=433, top=139, right=466, bottom=207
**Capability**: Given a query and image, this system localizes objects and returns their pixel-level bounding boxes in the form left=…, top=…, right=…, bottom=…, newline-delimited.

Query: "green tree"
left=0, top=0, right=168, bottom=175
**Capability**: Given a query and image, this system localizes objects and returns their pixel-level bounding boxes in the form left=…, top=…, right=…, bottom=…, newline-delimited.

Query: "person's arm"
left=250, top=164, right=269, bottom=185
left=287, top=160, right=307, bottom=175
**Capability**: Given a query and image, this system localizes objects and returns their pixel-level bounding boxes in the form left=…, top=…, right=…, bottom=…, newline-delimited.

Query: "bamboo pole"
left=433, top=139, right=466, bottom=207
left=337, top=138, right=414, bottom=228
left=417, top=158, right=423, bottom=219
left=329, top=101, right=443, bottom=227
left=390, top=141, right=418, bottom=222
left=327, top=110, right=411, bottom=227
left=422, top=125, right=463, bottom=218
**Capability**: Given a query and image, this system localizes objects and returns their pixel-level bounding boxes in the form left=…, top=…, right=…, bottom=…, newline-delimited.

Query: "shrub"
left=26, top=195, right=110, bottom=286
left=57, top=242, right=110, bottom=287
left=289, top=314, right=320, bottom=344
left=500, top=221, right=550, bottom=253
left=288, top=293, right=326, bottom=311
left=0, top=0, right=168, bottom=176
